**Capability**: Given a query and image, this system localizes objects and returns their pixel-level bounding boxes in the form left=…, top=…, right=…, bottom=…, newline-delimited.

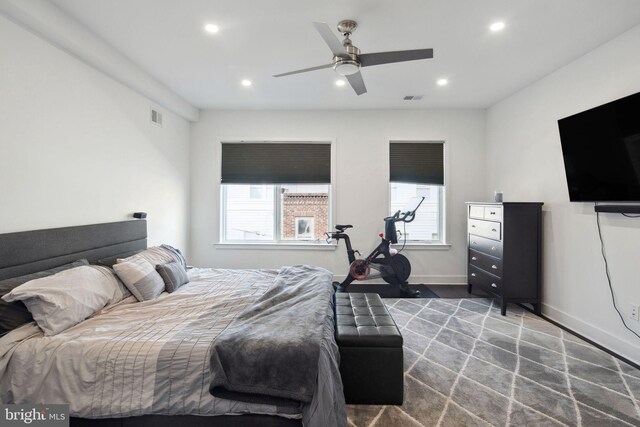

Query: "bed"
left=0, top=220, right=346, bottom=427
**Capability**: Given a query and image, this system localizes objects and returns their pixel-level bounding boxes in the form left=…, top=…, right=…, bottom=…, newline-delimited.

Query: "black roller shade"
left=221, top=142, right=331, bottom=184
left=389, top=141, right=444, bottom=185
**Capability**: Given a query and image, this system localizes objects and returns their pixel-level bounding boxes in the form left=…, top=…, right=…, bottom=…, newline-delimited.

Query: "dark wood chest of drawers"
left=466, top=202, right=543, bottom=315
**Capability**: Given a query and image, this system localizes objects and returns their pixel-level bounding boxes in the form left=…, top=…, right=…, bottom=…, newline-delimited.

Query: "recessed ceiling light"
left=241, top=79, right=252, bottom=87
left=437, top=78, right=448, bottom=86
left=335, top=79, right=346, bottom=87
left=204, top=23, right=219, bottom=34
left=489, top=22, right=505, bottom=32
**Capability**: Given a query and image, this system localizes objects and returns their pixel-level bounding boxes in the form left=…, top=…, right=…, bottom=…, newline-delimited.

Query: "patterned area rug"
left=347, top=298, right=640, bottom=427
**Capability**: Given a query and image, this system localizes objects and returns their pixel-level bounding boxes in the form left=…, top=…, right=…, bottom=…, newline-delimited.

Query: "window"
left=220, top=142, right=332, bottom=244
left=389, top=141, right=445, bottom=244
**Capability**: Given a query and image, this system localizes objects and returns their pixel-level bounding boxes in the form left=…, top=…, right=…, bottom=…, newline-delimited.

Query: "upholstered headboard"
left=0, top=220, right=147, bottom=281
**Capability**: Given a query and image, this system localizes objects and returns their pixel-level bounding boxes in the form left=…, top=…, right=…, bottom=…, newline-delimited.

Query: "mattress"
left=0, top=267, right=345, bottom=426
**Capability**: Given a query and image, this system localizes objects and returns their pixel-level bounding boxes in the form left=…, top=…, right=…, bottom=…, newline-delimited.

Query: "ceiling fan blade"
left=273, top=63, right=334, bottom=78
left=359, top=48, right=434, bottom=67
left=312, top=22, right=348, bottom=57
left=346, top=71, right=367, bottom=96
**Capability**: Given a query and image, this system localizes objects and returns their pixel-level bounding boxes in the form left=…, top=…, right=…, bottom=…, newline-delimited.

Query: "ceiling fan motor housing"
left=334, top=21, right=362, bottom=76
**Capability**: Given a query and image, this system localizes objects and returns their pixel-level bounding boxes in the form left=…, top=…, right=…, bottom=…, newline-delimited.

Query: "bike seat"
left=335, top=224, right=353, bottom=232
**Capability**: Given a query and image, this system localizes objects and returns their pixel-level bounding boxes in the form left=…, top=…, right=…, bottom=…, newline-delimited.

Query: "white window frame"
left=216, top=139, right=336, bottom=248
left=387, top=139, right=450, bottom=249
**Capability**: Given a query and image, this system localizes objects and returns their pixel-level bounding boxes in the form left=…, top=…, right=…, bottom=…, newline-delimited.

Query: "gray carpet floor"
left=347, top=298, right=640, bottom=427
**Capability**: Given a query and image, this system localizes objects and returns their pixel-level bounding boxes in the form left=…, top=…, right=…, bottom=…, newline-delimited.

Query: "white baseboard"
left=332, top=275, right=467, bottom=285
left=542, top=302, right=640, bottom=366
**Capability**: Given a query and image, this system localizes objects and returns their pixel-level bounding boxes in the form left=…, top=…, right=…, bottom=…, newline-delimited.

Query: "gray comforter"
left=210, top=265, right=346, bottom=426
left=0, top=266, right=346, bottom=427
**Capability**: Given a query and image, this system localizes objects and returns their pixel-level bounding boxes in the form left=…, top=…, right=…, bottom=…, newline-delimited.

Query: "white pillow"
left=1, top=266, right=119, bottom=336
left=121, top=245, right=187, bottom=269
left=90, top=265, right=132, bottom=305
left=112, top=255, right=165, bottom=302
left=123, top=246, right=176, bottom=267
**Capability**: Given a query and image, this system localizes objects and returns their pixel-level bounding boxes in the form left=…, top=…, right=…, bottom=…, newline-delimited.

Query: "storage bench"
left=335, top=293, right=403, bottom=405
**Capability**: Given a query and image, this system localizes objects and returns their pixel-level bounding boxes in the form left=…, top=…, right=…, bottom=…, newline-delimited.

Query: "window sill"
left=391, top=243, right=451, bottom=250
left=214, top=242, right=338, bottom=250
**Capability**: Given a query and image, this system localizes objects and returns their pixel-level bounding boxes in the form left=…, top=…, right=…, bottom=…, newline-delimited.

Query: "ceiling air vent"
left=403, top=95, right=424, bottom=101
left=150, top=108, right=163, bottom=127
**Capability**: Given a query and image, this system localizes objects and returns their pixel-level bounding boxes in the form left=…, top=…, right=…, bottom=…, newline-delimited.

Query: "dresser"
left=466, top=202, right=543, bottom=315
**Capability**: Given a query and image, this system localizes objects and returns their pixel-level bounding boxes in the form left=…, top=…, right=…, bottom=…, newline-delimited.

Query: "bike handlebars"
left=327, top=196, right=424, bottom=243
left=384, top=196, right=425, bottom=224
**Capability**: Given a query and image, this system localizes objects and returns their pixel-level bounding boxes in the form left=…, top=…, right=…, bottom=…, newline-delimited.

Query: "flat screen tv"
left=558, top=90, right=640, bottom=202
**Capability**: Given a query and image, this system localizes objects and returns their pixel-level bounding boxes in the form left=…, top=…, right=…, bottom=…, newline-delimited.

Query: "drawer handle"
left=491, top=283, right=497, bottom=288
left=490, top=211, right=496, bottom=215
left=471, top=257, right=477, bottom=261
left=491, top=246, right=496, bottom=251
left=471, top=273, right=476, bottom=277
left=491, top=228, right=497, bottom=232
left=491, top=265, right=497, bottom=270
left=472, top=241, right=477, bottom=245
left=471, top=225, right=476, bottom=228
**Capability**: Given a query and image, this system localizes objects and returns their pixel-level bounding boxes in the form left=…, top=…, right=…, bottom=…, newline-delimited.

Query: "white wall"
left=0, top=16, right=191, bottom=250
left=190, top=109, right=486, bottom=283
left=486, top=24, right=640, bottom=363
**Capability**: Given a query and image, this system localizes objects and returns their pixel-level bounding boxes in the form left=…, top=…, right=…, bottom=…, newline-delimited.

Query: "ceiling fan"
left=273, top=20, right=434, bottom=96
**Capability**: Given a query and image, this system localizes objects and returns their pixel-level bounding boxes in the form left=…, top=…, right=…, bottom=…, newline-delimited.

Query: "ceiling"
left=50, top=0, right=640, bottom=110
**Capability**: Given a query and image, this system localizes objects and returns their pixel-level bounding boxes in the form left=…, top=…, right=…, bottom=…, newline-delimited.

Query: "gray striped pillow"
left=112, top=255, right=165, bottom=301
left=156, top=262, right=189, bottom=293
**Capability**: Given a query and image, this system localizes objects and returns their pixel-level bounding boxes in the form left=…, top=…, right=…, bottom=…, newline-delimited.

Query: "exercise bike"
left=327, top=197, right=425, bottom=297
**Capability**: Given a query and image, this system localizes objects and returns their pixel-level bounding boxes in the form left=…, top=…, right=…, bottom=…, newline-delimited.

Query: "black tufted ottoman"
left=335, top=293, right=403, bottom=405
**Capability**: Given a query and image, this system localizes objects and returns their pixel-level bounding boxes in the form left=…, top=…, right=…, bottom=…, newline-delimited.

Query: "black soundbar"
left=594, top=205, right=640, bottom=214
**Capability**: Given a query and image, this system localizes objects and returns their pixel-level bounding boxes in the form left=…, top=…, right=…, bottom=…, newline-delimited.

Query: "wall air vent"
left=150, top=108, right=163, bottom=127
left=403, top=95, right=424, bottom=101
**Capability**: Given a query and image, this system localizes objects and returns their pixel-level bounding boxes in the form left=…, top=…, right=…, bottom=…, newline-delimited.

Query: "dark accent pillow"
left=156, top=262, right=189, bottom=293
left=0, top=259, right=90, bottom=336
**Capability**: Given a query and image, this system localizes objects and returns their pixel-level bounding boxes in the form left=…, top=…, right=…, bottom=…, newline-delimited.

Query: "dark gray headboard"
left=0, top=220, right=147, bottom=281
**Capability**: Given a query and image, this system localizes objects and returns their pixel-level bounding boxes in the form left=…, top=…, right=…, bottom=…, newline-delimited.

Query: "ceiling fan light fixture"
left=333, top=59, right=360, bottom=76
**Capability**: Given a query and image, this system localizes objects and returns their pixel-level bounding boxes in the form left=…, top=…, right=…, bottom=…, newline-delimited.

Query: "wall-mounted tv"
left=558, top=90, right=640, bottom=202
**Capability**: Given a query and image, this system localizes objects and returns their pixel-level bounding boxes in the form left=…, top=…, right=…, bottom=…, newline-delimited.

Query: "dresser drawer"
left=468, top=265, right=502, bottom=293
left=469, top=249, right=502, bottom=276
left=469, top=205, right=485, bottom=219
left=468, top=219, right=502, bottom=241
left=484, top=206, right=503, bottom=221
left=469, top=234, right=503, bottom=257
